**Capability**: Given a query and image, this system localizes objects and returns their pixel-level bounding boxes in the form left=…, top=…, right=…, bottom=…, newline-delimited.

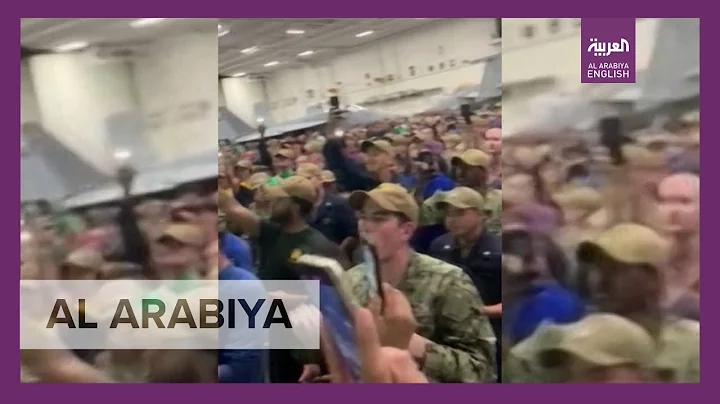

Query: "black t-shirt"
left=255, top=220, right=349, bottom=281
left=253, top=220, right=347, bottom=383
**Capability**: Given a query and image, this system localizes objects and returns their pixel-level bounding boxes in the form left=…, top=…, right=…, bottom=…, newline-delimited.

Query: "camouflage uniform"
left=343, top=252, right=497, bottom=383
left=482, top=189, right=502, bottom=236
left=506, top=224, right=700, bottom=383
left=419, top=189, right=501, bottom=237
left=505, top=316, right=700, bottom=383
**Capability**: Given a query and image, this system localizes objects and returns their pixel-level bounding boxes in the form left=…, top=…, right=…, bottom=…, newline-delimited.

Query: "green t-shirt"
left=254, top=221, right=348, bottom=280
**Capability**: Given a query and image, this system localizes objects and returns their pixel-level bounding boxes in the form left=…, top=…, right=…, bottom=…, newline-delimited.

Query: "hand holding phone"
left=367, top=283, right=417, bottom=350
left=322, top=296, right=427, bottom=383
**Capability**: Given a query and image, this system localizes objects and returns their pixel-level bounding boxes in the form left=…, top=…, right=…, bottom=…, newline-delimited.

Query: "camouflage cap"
left=540, top=314, right=656, bottom=369
left=552, top=187, right=603, bottom=213
left=451, top=149, right=491, bottom=168
left=235, top=159, right=253, bottom=169
left=360, top=139, right=394, bottom=155
left=577, top=223, right=670, bottom=269
left=435, top=187, right=486, bottom=213
left=296, top=163, right=322, bottom=180
left=248, top=172, right=271, bottom=189
left=320, top=170, right=336, bottom=183
left=254, top=183, right=286, bottom=202
left=63, top=247, right=104, bottom=270
left=348, top=183, right=419, bottom=223
left=274, top=148, right=296, bottom=160
left=158, top=223, right=205, bottom=247
left=277, top=175, right=317, bottom=204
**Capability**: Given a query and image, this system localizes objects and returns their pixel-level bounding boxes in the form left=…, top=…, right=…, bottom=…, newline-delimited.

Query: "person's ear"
left=401, top=221, right=416, bottom=240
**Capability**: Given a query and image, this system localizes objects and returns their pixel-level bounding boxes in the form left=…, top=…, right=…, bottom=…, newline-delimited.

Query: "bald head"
left=659, top=173, right=699, bottom=200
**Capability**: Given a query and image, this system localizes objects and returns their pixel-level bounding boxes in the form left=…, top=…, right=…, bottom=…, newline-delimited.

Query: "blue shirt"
left=421, top=173, right=455, bottom=200
left=220, top=232, right=253, bottom=271
left=218, top=264, right=265, bottom=383
left=506, top=282, right=586, bottom=344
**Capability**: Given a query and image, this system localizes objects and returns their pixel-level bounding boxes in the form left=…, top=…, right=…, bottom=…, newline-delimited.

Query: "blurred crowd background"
left=500, top=18, right=699, bottom=383
left=20, top=18, right=700, bottom=384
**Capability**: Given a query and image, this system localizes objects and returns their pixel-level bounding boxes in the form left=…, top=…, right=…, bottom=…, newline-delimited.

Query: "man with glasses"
left=342, top=183, right=497, bottom=383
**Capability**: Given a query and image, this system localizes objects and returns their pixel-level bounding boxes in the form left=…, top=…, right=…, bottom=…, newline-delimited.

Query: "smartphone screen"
left=360, top=244, right=384, bottom=309
left=296, top=264, right=361, bottom=382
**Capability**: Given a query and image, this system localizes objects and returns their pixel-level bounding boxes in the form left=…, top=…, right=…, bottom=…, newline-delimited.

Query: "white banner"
left=20, top=280, right=320, bottom=350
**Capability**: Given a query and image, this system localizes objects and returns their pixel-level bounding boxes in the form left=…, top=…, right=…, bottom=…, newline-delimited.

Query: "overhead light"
left=129, top=18, right=167, bottom=28
left=241, top=46, right=258, bottom=54
left=298, top=50, right=314, bottom=57
left=218, top=24, right=230, bottom=37
left=256, top=117, right=265, bottom=124
left=286, top=29, right=305, bottom=35
left=113, top=149, right=132, bottom=161
left=232, top=72, right=247, bottom=77
left=264, top=61, right=280, bottom=67
left=54, top=41, right=89, bottom=52
left=355, top=31, right=374, bottom=38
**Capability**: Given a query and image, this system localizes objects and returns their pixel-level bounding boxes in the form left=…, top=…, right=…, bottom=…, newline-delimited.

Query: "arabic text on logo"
left=587, top=38, right=630, bottom=57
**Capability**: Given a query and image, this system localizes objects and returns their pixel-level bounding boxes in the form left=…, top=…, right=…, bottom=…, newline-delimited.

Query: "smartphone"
left=293, top=254, right=361, bottom=382
left=329, top=96, right=340, bottom=110
left=359, top=243, right=384, bottom=310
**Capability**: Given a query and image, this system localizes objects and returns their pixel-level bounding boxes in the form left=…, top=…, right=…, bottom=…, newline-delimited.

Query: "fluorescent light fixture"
left=286, top=29, right=305, bottom=35
left=355, top=30, right=374, bottom=38
left=218, top=24, right=230, bottom=37
left=298, top=50, right=314, bottom=57
left=130, top=18, right=167, bottom=28
left=54, top=41, right=89, bottom=52
left=232, top=72, right=247, bottom=77
left=334, top=129, right=345, bottom=137
left=241, top=46, right=258, bottom=54
left=264, top=61, right=280, bottom=67
left=256, top=117, right=265, bottom=123
left=113, top=149, right=132, bottom=161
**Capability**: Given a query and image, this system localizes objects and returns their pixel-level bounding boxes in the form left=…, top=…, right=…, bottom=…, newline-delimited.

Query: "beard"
left=270, top=209, right=293, bottom=225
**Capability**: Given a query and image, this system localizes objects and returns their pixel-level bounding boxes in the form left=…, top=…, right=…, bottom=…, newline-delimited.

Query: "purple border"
left=12, top=10, right=709, bottom=399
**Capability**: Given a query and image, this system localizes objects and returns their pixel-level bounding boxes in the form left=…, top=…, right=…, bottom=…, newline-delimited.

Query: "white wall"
left=502, top=18, right=660, bottom=135
left=132, top=31, right=218, bottom=163
left=220, top=77, right=267, bottom=124
left=21, top=62, right=41, bottom=124
left=234, top=19, right=498, bottom=121
left=28, top=53, right=138, bottom=173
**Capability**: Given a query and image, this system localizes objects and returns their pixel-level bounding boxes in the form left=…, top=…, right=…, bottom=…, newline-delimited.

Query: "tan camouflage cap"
left=63, top=248, right=104, bottom=270
left=296, top=163, right=322, bottom=180
left=235, top=159, right=253, bottom=169
left=541, top=314, right=656, bottom=369
left=360, top=139, right=394, bottom=155
left=254, top=183, right=286, bottom=202
left=320, top=170, right=336, bottom=183
left=552, top=187, right=603, bottom=213
left=577, top=223, right=670, bottom=269
left=451, top=149, right=491, bottom=168
left=248, top=172, right=271, bottom=189
left=157, top=223, right=205, bottom=247
left=348, top=183, right=419, bottom=223
left=435, top=187, right=486, bottom=213
left=274, top=148, right=296, bottom=159
left=276, top=175, right=317, bottom=204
